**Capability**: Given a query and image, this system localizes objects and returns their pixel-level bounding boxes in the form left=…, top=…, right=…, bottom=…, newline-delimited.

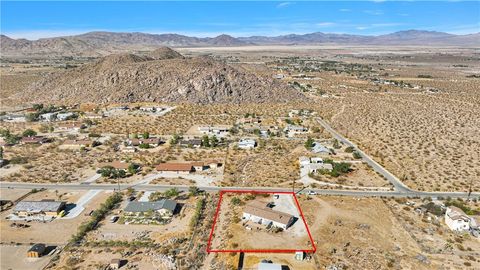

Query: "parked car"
left=110, top=215, right=119, bottom=223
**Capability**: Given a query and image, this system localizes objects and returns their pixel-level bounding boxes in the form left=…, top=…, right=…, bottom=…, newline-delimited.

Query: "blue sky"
left=1, top=1, right=479, bottom=40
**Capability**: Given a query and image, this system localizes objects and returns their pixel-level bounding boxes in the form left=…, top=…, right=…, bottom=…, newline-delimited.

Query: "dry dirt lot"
left=0, top=244, right=53, bottom=270
left=0, top=190, right=110, bottom=245
left=89, top=196, right=197, bottom=243
left=209, top=193, right=313, bottom=252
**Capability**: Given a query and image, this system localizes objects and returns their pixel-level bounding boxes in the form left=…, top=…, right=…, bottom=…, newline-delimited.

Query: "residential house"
left=126, top=137, right=162, bottom=148
left=61, top=139, right=95, bottom=149
left=14, top=201, right=65, bottom=218
left=308, top=163, right=333, bottom=173
left=20, top=136, right=49, bottom=145
left=284, top=125, right=308, bottom=137
left=156, top=163, right=194, bottom=174
left=310, top=157, right=323, bottom=164
left=83, top=112, right=105, bottom=119
left=445, top=206, right=472, bottom=232
left=243, top=201, right=295, bottom=230
left=57, top=122, right=85, bottom=132
left=39, top=112, right=56, bottom=122
left=238, top=139, right=256, bottom=149
left=191, top=161, right=206, bottom=171
left=197, top=125, right=231, bottom=137
left=258, top=262, right=284, bottom=270
left=299, top=156, right=311, bottom=167
left=109, top=259, right=123, bottom=270
left=56, top=112, right=75, bottom=121
left=27, top=243, right=46, bottom=258
left=179, top=139, right=202, bottom=148
left=205, top=159, right=222, bottom=169
left=312, top=142, right=331, bottom=154
left=124, top=199, right=178, bottom=217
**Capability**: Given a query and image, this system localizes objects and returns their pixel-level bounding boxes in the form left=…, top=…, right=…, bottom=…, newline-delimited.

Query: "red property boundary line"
left=206, top=190, right=317, bottom=254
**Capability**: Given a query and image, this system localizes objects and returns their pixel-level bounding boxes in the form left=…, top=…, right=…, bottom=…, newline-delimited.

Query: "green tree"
left=201, top=135, right=210, bottom=147
left=304, top=137, right=315, bottom=150
left=142, top=132, right=150, bottom=139
left=333, top=139, right=341, bottom=149
left=128, top=163, right=138, bottom=175
left=188, top=186, right=200, bottom=197
left=210, top=135, right=219, bottom=147
left=353, top=151, right=362, bottom=159
left=22, top=129, right=37, bottom=137
left=164, top=188, right=179, bottom=198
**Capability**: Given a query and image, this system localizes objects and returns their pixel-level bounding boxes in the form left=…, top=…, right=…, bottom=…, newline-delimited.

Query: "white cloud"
left=277, top=2, right=293, bottom=8
left=363, top=10, right=384, bottom=16
left=316, top=22, right=336, bottom=27
left=339, top=9, right=351, bottom=12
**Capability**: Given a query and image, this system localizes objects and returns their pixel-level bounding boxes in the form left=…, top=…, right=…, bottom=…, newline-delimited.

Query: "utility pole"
left=467, top=178, right=473, bottom=200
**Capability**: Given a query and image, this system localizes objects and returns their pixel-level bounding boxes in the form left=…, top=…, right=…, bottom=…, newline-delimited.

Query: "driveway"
left=62, top=190, right=102, bottom=219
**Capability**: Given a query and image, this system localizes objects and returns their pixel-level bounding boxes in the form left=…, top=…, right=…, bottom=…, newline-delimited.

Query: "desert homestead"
left=20, top=136, right=49, bottom=145
left=13, top=201, right=65, bottom=218
left=284, top=124, right=308, bottom=137
left=238, top=138, right=257, bottom=149
left=156, top=163, right=194, bottom=174
left=445, top=206, right=478, bottom=232
left=243, top=201, right=295, bottom=230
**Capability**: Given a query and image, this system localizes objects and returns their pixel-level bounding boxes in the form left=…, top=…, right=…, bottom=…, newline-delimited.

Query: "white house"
left=311, top=157, right=323, bottom=164
left=284, top=124, right=308, bottom=137
left=198, top=125, right=231, bottom=137
left=312, top=142, right=331, bottom=154
left=299, top=156, right=311, bottom=167
left=242, top=201, right=294, bottom=230
left=445, top=206, right=472, bottom=232
left=56, top=112, right=75, bottom=121
left=238, top=139, right=256, bottom=149
left=308, top=163, right=333, bottom=173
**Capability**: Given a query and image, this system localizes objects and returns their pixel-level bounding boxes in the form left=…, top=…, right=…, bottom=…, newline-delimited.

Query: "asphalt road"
left=316, top=117, right=413, bottom=193
left=1, top=182, right=478, bottom=199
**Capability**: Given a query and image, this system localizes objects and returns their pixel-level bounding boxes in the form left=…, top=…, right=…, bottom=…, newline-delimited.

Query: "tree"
left=231, top=197, right=241, bottom=206
left=333, top=139, right=341, bottom=149
left=142, top=132, right=150, bottom=139
left=128, top=163, right=138, bottom=175
left=201, top=135, right=210, bottom=147
left=32, top=103, right=44, bottom=111
left=304, top=137, right=315, bottom=150
left=345, top=146, right=355, bottom=153
left=170, top=133, right=182, bottom=145
left=210, top=135, right=219, bottom=147
left=353, top=151, right=362, bottom=159
left=139, top=143, right=150, bottom=149
left=25, top=113, right=39, bottom=122
left=164, top=188, right=179, bottom=198
left=188, top=186, right=200, bottom=196
left=22, top=129, right=37, bottom=137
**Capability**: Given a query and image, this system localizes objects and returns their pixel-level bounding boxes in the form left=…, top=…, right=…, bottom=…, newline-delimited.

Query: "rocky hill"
left=16, top=49, right=303, bottom=104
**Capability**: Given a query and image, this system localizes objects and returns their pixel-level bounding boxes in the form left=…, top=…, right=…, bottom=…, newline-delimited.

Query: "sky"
left=1, top=1, right=479, bottom=40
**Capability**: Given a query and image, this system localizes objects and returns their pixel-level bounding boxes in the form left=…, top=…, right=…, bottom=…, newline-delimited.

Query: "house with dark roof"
left=124, top=199, right=178, bottom=218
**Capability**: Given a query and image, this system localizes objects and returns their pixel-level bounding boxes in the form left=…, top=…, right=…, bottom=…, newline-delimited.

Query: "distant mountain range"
left=1, top=30, right=479, bottom=57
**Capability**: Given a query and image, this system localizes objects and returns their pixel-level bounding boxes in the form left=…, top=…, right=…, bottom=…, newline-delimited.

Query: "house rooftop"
left=98, top=161, right=130, bottom=170
left=14, top=201, right=65, bottom=213
left=156, top=162, right=193, bottom=172
left=244, top=201, right=293, bottom=226
left=124, top=200, right=177, bottom=213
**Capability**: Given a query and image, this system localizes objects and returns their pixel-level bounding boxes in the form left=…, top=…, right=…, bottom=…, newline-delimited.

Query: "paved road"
left=316, top=117, right=413, bottom=193
left=1, top=182, right=478, bottom=199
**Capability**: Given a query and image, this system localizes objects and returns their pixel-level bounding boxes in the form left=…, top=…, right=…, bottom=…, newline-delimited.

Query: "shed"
left=27, top=243, right=46, bottom=258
